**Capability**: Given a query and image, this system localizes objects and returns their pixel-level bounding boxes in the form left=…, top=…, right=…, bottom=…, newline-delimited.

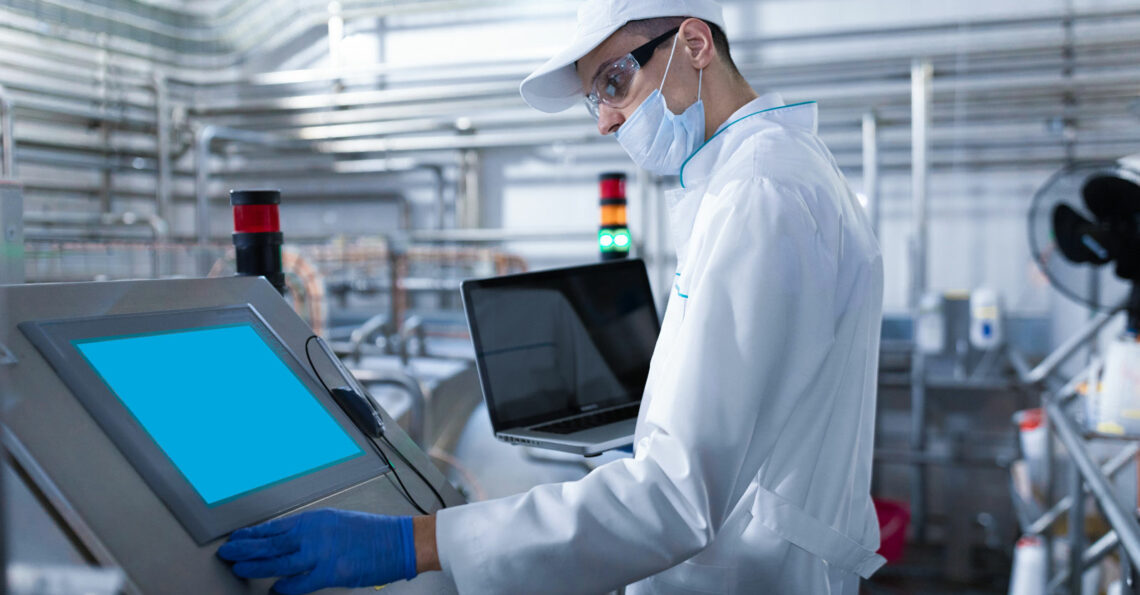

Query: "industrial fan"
left=1028, top=159, right=1140, bottom=332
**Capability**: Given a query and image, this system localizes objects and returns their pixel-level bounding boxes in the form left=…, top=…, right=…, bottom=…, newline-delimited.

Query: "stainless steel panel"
left=0, top=277, right=463, bottom=594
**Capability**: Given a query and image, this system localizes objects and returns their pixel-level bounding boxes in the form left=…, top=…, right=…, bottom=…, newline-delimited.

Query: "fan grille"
left=1028, top=161, right=1137, bottom=312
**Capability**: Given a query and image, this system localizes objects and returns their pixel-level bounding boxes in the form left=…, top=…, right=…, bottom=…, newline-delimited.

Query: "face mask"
left=615, top=34, right=705, bottom=176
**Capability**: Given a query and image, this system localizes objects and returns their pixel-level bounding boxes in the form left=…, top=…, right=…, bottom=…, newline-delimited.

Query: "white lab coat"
left=436, top=94, right=886, bottom=594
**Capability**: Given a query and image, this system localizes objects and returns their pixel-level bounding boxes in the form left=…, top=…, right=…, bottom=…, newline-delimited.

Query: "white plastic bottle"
left=1009, top=536, right=1046, bottom=595
left=1096, top=337, right=1140, bottom=436
left=970, top=288, right=1003, bottom=350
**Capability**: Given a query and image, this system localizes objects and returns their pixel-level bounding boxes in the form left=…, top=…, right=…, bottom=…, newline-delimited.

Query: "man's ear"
left=679, top=18, right=715, bottom=70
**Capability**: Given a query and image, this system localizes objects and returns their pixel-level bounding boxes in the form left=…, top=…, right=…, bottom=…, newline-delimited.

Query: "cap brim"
left=519, top=24, right=622, bottom=113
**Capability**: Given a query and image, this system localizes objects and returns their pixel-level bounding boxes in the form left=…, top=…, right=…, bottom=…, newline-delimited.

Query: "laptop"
left=460, top=259, right=660, bottom=456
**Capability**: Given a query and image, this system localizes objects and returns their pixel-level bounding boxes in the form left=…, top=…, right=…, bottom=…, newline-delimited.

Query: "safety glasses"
left=583, top=27, right=679, bottom=120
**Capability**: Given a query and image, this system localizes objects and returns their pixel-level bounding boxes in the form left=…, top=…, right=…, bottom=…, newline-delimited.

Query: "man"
left=218, top=0, right=885, bottom=593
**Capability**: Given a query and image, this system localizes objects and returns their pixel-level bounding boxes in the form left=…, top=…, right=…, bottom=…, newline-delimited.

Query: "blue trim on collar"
left=679, top=101, right=818, bottom=189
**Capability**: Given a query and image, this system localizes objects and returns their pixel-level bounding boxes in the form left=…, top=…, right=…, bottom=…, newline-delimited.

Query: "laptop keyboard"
left=531, top=403, right=640, bottom=435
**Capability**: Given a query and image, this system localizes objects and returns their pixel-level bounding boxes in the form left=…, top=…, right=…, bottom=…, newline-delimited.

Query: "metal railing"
left=1010, top=302, right=1140, bottom=593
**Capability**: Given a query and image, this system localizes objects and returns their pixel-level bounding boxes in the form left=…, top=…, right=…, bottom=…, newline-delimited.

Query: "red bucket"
left=874, top=498, right=910, bottom=564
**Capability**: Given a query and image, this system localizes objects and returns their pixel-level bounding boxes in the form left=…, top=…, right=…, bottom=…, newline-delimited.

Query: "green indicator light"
left=614, top=231, right=630, bottom=248
left=599, top=231, right=615, bottom=250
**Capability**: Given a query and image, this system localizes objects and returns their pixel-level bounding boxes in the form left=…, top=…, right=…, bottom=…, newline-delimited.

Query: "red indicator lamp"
left=233, top=203, right=280, bottom=234
left=230, top=189, right=286, bottom=295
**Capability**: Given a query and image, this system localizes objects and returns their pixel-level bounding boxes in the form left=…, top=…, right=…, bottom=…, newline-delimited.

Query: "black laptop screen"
left=462, top=260, right=660, bottom=431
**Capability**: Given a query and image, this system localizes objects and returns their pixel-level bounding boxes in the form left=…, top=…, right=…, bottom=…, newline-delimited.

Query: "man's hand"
left=217, top=509, right=417, bottom=595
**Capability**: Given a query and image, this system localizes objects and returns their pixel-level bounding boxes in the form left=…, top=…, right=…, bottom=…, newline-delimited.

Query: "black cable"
left=380, top=434, right=446, bottom=510
left=305, top=336, right=427, bottom=514
left=304, top=335, right=334, bottom=393
left=304, top=335, right=437, bottom=515
left=371, top=441, right=429, bottom=516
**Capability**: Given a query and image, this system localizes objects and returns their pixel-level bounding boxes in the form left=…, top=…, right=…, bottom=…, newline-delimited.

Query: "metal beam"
left=0, top=86, right=13, bottom=178
left=862, top=110, right=880, bottom=237
left=1044, top=398, right=1140, bottom=569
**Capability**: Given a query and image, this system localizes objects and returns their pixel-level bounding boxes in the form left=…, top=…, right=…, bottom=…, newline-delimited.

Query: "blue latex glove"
left=217, top=509, right=416, bottom=595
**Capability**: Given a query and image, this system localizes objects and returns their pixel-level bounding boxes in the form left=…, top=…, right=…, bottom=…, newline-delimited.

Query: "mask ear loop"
left=659, top=33, right=681, bottom=89
left=660, top=32, right=704, bottom=105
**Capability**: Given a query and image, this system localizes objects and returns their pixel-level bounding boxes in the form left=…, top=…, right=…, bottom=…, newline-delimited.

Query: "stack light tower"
left=230, top=189, right=286, bottom=295
left=598, top=173, right=631, bottom=260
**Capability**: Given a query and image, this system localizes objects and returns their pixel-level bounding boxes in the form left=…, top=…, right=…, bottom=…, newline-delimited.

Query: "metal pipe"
left=1022, top=306, right=1125, bottom=385
left=153, top=73, right=172, bottom=232
left=154, top=73, right=172, bottom=278
left=194, top=124, right=311, bottom=274
left=0, top=85, right=13, bottom=178
left=731, top=5, right=1140, bottom=47
left=635, top=168, right=652, bottom=270
left=1044, top=404, right=1056, bottom=583
left=191, top=64, right=1140, bottom=118
left=862, top=110, right=880, bottom=237
left=457, top=150, right=481, bottom=229
left=423, top=165, right=447, bottom=231
left=910, top=59, right=932, bottom=306
left=8, top=0, right=1140, bottom=227
left=5, top=1, right=1137, bottom=75
left=1067, top=457, right=1086, bottom=595
left=24, top=211, right=169, bottom=277
left=908, top=59, right=932, bottom=543
left=200, top=67, right=1131, bottom=130
left=4, top=31, right=1138, bottom=124
left=7, top=0, right=528, bottom=70
left=1049, top=530, right=1120, bottom=592
left=1044, top=397, right=1140, bottom=568
left=24, top=211, right=166, bottom=235
left=349, top=313, right=390, bottom=364
left=909, top=349, right=928, bottom=542
left=8, top=52, right=1140, bottom=159
left=1028, top=442, right=1140, bottom=535
left=108, top=212, right=168, bottom=279
left=408, top=228, right=597, bottom=243
left=194, top=125, right=217, bottom=275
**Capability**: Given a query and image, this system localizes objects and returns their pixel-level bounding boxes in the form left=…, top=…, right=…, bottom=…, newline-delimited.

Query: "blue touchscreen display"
left=74, top=324, right=363, bottom=506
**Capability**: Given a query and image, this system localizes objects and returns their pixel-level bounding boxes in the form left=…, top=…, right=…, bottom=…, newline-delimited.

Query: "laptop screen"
left=462, top=259, right=660, bottom=431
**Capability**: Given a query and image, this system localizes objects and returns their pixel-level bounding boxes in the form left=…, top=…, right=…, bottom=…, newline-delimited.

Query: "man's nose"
left=596, top=104, right=625, bottom=136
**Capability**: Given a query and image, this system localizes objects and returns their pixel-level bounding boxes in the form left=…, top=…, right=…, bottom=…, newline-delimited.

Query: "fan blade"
left=1082, top=173, right=1140, bottom=282
left=1083, top=173, right=1140, bottom=221
left=1053, top=203, right=1112, bottom=265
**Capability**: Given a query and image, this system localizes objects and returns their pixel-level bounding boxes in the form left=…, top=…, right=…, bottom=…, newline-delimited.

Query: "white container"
left=1009, top=536, right=1046, bottom=595
left=916, top=292, right=945, bottom=355
left=1016, top=409, right=1048, bottom=493
left=969, top=288, right=1003, bottom=350
left=1091, top=338, right=1140, bottom=436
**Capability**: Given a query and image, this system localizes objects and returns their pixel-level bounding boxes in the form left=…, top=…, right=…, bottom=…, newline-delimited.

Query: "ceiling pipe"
left=0, top=3, right=1136, bottom=84
left=0, top=85, right=13, bottom=178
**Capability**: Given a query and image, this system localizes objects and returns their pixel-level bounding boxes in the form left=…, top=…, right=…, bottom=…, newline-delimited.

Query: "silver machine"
left=0, top=276, right=465, bottom=595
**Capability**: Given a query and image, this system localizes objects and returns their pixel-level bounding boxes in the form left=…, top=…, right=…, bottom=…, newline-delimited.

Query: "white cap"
left=519, top=0, right=725, bottom=113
